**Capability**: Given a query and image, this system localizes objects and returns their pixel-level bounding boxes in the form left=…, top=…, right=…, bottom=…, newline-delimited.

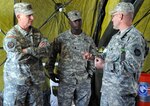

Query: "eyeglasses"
left=111, top=13, right=120, bottom=18
left=111, top=13, right=123, bottom=19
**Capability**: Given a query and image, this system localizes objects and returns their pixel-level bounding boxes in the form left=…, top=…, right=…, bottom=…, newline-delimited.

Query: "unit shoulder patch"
left=7, top=41, right=15, bottom=49
left=5, top=35, right=17, bottom=50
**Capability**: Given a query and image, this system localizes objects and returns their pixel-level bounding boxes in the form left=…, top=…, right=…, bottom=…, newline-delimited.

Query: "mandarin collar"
left=69, top=29, right=83, bottom=37
left=119, top=25, right=134, bottom=39
left=15, top=24, right=32, bottom=36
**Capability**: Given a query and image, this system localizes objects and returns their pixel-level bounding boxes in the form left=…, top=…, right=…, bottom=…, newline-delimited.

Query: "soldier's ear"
left=16, top=14, right=21, bottom=20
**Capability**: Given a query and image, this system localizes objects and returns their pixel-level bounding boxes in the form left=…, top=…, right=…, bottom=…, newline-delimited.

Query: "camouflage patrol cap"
left=110, top=2, right=134, bottom=14
left=67, top=10, right=81, bottom=21
left=14, top=2, right=34, bottom=15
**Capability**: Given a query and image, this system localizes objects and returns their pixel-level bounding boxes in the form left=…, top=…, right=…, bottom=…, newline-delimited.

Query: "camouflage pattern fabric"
left=47, top=30, right=97, bottom=106
left=100, top=26, right=147, bottom=106
left=3, top=24, right=50, bottom=106
left=0, top=92, right=3, bottom=106
left=101, top=91, right=135, bottom=106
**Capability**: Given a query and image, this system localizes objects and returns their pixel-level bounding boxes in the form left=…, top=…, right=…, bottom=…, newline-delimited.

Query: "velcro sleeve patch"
left=4, top=35, right=17, bottom=51
left=7, top=41, right=15, bottom=49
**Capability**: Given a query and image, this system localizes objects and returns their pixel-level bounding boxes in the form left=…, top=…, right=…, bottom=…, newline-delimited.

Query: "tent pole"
left=92, top=0, right=108, bottom=47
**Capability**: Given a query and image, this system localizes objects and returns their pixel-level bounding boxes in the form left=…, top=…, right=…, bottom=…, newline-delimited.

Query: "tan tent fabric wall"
left=0, top=0, right=150, bottom=91
left=100, top=0, right=120, bottom=38
left=26, top=0, right=101, bottom=39
left=0, top=0, right=101, bottom=91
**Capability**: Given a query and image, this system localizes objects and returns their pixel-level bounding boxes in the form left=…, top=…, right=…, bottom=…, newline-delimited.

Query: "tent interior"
left=0, top=0, right=150, bottom=96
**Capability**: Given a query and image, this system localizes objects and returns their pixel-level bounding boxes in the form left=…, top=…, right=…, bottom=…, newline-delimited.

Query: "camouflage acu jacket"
left=101, top=26, right=147, bottom=96
left=3, top=25, right=50, bottom=85
left=47, top=30, right=97, bottom=84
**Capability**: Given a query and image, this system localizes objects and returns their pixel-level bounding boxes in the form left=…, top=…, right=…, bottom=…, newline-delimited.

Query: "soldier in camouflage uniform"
left=46, top=10, right=97, bottom=106
left=93, top=2, right=149, bottom=106
left=3, top=2, right=50, bottom=106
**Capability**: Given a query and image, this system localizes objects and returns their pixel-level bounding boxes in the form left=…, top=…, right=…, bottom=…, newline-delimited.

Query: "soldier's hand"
left=82, top=52, right=94, bottom=60
left=39, top=41, right=47, bottom=47
left=94, top=57, right=104, bottom=69
left=50, top=73, right=59, bottom=83
left=22, top=48, right=28, bottom=53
